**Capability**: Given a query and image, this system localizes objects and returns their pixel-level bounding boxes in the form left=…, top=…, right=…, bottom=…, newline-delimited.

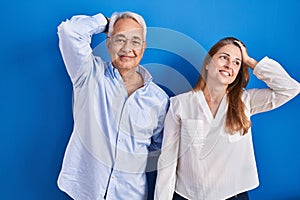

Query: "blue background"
left=1, top=0, right=300, bottom=199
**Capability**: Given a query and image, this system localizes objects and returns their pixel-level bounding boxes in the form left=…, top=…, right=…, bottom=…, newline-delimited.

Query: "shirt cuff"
left=93, top=13, right=109, bottom=34
left=253, top=56, right=270, bottom=77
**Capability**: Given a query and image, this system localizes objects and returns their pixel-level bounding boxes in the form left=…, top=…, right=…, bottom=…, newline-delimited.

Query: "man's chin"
left=113, top=61, right=137, bottom=70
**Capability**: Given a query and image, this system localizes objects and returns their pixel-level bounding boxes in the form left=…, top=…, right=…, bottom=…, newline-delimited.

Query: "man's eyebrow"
left=114, top=34, right=126, bottom=38
left=113, top=34, right=142, bottom=40
left=132, top=36, right=142, bottom=40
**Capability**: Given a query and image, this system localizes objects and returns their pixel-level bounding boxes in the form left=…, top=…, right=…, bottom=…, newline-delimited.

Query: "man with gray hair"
left=57, top=11, right=169, bottom=200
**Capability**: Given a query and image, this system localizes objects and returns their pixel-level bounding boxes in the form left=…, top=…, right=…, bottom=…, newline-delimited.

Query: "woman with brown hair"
left=154, top=37, right=300, bottom=200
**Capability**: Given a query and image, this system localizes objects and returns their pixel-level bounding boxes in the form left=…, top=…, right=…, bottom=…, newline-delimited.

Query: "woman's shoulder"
left=170, top=90, right=200, bottom=102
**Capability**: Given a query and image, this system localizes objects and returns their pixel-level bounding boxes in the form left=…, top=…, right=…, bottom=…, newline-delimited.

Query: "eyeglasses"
left=109, top=35, right=144, bottom=50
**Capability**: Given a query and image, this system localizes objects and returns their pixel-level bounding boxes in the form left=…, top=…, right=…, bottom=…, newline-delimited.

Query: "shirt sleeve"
left=154, top=97, right=181, bottom=200
left=148, top=96, right=170, bottom=152
left=57, top=13, right=108, bottom=82
left=247, top=56, right=300, bottom=115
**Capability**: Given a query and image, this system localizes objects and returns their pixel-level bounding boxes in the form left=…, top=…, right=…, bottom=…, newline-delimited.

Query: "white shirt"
left=154, top=57, right=300, bottom=200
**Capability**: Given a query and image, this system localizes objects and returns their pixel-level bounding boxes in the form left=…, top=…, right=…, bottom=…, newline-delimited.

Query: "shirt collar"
left=136, top=65, right=153, bottom=85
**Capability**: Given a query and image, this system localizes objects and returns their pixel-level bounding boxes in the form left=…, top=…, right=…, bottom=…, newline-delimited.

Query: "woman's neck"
left=203, top=85, right=227, bottom=117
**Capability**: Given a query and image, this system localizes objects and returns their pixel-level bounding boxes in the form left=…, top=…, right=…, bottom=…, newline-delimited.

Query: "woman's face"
left=206, top=44, right=242, bottom=87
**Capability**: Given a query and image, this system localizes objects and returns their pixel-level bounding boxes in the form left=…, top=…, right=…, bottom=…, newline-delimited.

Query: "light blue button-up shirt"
left=57, top=14, right=169, bottom=200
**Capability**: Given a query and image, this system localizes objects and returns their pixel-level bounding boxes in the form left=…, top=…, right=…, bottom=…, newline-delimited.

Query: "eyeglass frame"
left=108, top=34, right=145, bottom=50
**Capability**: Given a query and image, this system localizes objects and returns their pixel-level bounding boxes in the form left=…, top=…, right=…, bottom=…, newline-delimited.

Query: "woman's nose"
left=224, top=63, right=230, bottom=69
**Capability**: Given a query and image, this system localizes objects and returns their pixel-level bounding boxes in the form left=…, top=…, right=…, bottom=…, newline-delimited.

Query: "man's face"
left=107, top=18, right=146, bottom=71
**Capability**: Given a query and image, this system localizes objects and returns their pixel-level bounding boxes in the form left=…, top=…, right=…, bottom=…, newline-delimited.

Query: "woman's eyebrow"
left=219, top=52, right=241, bottom=61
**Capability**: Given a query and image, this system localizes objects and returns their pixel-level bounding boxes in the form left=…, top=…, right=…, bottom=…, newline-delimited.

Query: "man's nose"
left=121, top=40, right=132, bottom=51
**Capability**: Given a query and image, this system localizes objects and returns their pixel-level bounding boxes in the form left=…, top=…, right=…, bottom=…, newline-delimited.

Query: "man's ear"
left=106, top=38, right=110, bottom=48
left=142, top=41, right=146, bottom=52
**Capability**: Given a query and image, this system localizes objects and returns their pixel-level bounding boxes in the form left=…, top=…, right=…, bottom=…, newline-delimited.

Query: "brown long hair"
left=194, top=37, right=251, bottom=135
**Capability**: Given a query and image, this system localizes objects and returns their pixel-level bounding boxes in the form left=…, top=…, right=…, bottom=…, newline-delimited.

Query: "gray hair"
left=108, top=11, right=147, bottom=40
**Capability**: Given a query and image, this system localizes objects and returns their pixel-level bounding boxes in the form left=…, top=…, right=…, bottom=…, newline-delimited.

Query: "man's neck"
left=118, top=67, right=144, bottom=96
left=118, top=68, right=137, bottom=83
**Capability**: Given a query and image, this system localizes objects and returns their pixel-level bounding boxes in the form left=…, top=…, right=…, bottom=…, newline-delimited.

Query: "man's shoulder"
left=147, top=82, right=169, bottom=101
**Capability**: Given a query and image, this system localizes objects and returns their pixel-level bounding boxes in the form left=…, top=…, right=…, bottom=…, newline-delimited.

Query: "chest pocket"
left=227, top=130, right=245, bottom=142
left=124, top=108, right=157, bottom=140
left=180, top=119, right=205, bottom=154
